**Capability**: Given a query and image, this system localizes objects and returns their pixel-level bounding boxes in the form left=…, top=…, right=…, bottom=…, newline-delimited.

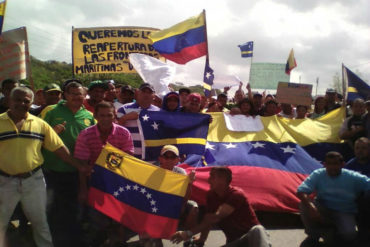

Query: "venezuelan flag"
left=149, top=12, right=207, bottom=64
left=139, top=110, right=210, bottom=162
left=0, top=0, right=6, bottom=34
left=343, top=64, right=370, bottom=101
left=180, top=107, right=351, bottom=212
left=285, top=48, right=297, bottom=75
left=88, top=143, right=189, bottom=238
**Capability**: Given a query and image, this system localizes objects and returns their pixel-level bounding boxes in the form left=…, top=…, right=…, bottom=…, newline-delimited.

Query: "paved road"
left=129, top=229, right=306, bottom=247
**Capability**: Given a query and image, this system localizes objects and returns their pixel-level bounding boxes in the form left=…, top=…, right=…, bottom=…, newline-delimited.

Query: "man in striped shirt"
left=74, top=101, right=134, bottom=246
left=0, top=87, right=89, bottom=247
left=117, top=83, right=161, bottom=160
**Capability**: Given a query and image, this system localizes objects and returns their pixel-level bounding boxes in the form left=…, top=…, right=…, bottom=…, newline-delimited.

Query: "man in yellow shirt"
left=0, top=87, right=89, bottom=247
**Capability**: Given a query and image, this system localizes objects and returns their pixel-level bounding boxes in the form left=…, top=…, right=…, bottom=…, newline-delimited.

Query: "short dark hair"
left=64, top=81, right=83, bottom=93
left=94, top=101, right=115, bottom=115
left=296, top=105, right=308, bottom=111
left=217, top=93, right=227, bottom=99
left=1, top=78, right=18, bottom=90
left=179, top=88, right=191, bottom=95
left=211, top=167, right=232, bottom=185
left=325, top=151, right=344, bottom=163
left=265, top=99, right=278, bottom=106
left=238, top=98, right=253, bottom=108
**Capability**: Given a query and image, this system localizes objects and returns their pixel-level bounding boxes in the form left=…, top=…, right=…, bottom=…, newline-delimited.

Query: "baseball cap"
left=43, top=83, right=62, bottom=93
left=326, top=88, right=337, bottom=94
left=121, top=85, right=135, bottom=93
left=139, top=83, right=155, bottom=92
left=160, top=145, right=179, bottom=157
left=88, top=80, right=108, bottom=91
left=166, top=92, right=179, bottom=99
left=187, top=93, right=201, bottom=103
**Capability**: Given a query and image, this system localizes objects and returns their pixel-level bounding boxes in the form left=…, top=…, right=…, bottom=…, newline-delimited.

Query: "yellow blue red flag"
left=149, top=12, right=207, bottom=64
left=0, top=0, right=6, bottom=34
left=285, top=48, right=297, bottom=75
left=88, top=143, right=189, bottom=238
left=180, top=108, right=350, bottom=212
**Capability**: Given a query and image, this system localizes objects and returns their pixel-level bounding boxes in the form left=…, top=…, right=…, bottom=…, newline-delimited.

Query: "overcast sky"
left=3, top=0, right=370, bottom=94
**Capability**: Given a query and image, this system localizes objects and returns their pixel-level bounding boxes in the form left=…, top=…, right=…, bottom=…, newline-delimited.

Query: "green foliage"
left=23, top=56, right=144, bottom=90
left=22, top=57, right=210, bottom=94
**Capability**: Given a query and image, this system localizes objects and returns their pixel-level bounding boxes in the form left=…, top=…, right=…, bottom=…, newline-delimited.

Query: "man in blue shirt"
left=345, top=137, right=370, bottom=177
left=297, top=151, right=370, bottom=247
left=345, top=137, right=370, bottom=243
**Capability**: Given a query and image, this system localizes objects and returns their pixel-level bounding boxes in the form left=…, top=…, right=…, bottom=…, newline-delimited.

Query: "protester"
left=179, top=88, right=191, bottom=106
left=0, top=78, right=19, bottom=113
left=216, top=93, right=228, bottom=111
left=171, top=167, right=270, bottom=247
left=114, top=85, right=135, bottom=110
left=296, top=105, right=308, bottom=119
left=365, top=100, right=370, bottom=139
left=41, top=81, right=95, bottom=247
left=32, top=89, right=46, bottom=108
left=162, top=91, right=180, bottom=112
left=309, top=96, right=326, bottom=119
left=206, top=101, right=223, bottom=112
left=153, top=94, right=163, bottom=108
left=263, top=100, right=278, bottom=117
left=104, top=80, right=117, bottom=103
left=345, top=137, right=370, bottom=177
left=143, top=145, right=197, bottom=247
left=230, top=98, right=254, bottom=116
left=30, top=83, right=62, bottom=116
left=339, top=98, right=366, bottom=147
left=278, top=103, right=296, bottom=118
left=0, top=87, right=89, bottom=247
left=181, top=93, right=202, bottom=113
left=83, top=80, right=108, bottom=113
left=74, top=101, right=134, bottom=247
left=325, top=88, right=341, bottom=113
left=297, top=151, right=370, bottom=247
left=117, top=83, right=160, bottom=159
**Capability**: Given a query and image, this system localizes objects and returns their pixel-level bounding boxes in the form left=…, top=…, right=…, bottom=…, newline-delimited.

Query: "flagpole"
left=249, top=48, right=253, bottom=86
left=203, top=9, right=209, bottom=64
left=316, top=77, right=319, bottom=96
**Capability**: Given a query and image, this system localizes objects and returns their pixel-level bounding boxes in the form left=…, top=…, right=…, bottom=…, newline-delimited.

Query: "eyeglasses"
left=161, top=155, right=178, bottom=160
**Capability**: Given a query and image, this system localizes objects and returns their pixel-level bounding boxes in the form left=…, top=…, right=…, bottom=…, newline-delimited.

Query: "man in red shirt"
left=171, top=167, right=270, bottom=247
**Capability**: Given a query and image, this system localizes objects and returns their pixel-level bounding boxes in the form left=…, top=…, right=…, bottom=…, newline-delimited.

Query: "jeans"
left=0, top=169, right=53, bottom=247
left=223, top=225, right=271, bottom=247
left=44, top=170, right=81, bottom=247
left=299, top=202, right=357, bottom=246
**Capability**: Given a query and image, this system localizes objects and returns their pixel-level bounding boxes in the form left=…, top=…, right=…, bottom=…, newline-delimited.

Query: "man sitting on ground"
left=297, top=151, right=370, bottom=247
left=171, top=167, right=270, bottom=247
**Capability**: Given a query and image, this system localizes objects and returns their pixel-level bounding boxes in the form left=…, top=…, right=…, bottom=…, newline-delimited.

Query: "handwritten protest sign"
left=0, top=27, right=31, bottom=83
left=275, top=82, right=313, bottom=106
left=72, top=26, right=162, bottom=74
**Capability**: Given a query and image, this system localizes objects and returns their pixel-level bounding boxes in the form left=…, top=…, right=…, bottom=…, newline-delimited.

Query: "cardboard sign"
left=275, top=82, right=313, bottom=106
left=72, top=26, right=162, bottom=74
left=0, top=27, right=31, bottom=82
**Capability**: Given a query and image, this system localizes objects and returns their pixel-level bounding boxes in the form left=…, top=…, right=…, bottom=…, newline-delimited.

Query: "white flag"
left=223, top=113, right=264, bottom=132
left=129, top=53, right=175, bottom=98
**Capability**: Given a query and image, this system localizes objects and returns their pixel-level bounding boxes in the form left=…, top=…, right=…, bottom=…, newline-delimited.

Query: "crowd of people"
left=0, top=77, right=369, bottom=247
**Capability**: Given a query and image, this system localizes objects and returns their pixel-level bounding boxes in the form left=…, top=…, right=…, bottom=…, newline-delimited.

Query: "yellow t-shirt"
left=0, top=112, right=64, bottom=175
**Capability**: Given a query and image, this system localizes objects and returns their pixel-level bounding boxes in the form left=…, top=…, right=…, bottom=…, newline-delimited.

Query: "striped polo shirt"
left=74, top=123, right=134, bottom=166
left=117, top=102, right=160, bottom=159
left=0, top=112, right=64, bottom=175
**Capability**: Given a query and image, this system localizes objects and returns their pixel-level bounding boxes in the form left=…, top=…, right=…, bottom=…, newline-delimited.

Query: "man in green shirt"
left=41, top=81, right=95, bottom=247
